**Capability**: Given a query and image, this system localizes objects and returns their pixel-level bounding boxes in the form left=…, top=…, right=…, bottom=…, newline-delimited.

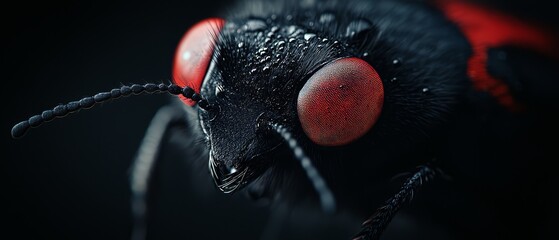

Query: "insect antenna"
left=268, top=122, right=336, bottom=213
left=11, top=83, right=211, bottom=138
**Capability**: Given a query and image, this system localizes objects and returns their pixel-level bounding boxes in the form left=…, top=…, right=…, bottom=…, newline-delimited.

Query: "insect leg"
left=353, top=165, right=436, bottom=240
left=129, top=105, right=188, bottom=240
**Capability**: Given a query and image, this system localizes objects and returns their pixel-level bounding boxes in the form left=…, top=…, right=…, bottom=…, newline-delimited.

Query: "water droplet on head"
left=392, top=59, right=401, bottom=66
left=390, top=77, right=397, bottom=83
left=244, top=19, right=267, bottom=32
left=287, top=25, right=297, bottom=35
left=362, top=52, right=369, bottom=57
left=225, top=22, right=237, bottom=29
left=422, top=88, right=429, bottom=93
left=288, top=38, right=296, bottom=43
left=304, top=33, right=316, bottom=40
left=237, top=42, right=244, bottom=48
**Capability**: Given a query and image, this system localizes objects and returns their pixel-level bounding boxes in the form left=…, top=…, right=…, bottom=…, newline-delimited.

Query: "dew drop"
left=304, top=33, right=316, bottom=40
left=244, top=19, right=267, bottom=31
left=287, top=25, right=297, bottom=35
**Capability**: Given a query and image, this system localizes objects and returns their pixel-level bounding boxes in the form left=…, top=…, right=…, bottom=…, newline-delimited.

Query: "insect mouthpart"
left=208, top=151, right=267, bottom=193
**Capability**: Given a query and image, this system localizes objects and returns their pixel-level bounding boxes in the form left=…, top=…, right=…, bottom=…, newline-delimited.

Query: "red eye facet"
left=297, top=57, right=384, bottom=146
left=172, top=18, right=224, bottom=106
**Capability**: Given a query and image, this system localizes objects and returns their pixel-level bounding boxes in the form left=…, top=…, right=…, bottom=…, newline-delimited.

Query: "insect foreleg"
left=129, top=104, right=189, bottom=240
left=353, top=165, right=437, bottom=240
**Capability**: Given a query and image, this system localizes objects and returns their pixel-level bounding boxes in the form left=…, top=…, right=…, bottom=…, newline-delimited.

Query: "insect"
left=7, top=0, right=558, bottom=239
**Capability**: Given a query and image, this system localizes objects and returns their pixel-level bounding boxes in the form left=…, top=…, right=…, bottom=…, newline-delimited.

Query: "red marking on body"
left=297, top=58, right=384, bottom=146
left=437, top=0, right=558, bottom=111
left=172, top=18, right=224, bottom=106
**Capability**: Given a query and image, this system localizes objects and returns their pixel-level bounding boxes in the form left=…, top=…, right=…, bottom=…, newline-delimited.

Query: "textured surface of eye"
left=297, top=57, right=384, bottom=146
left=172, top=18, right=224, bottom=106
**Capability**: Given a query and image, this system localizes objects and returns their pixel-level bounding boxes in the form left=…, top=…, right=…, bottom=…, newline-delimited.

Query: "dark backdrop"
left=3, top=0, right=558, bottom=240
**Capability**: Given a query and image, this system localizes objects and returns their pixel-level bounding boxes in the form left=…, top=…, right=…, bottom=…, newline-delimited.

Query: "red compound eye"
left=297, top=58, right=384, bottom=146
left=172, top=18, right=224, bottom=106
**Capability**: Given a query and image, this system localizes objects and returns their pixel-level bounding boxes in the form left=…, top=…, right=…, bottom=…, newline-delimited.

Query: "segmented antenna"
left=268, top=122, right=337, bottom=213
left=11, top=83, right=210, bottom=139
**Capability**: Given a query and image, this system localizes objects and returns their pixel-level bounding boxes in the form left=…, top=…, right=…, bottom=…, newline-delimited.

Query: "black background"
left=3, top=0, right=558, bottom=240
